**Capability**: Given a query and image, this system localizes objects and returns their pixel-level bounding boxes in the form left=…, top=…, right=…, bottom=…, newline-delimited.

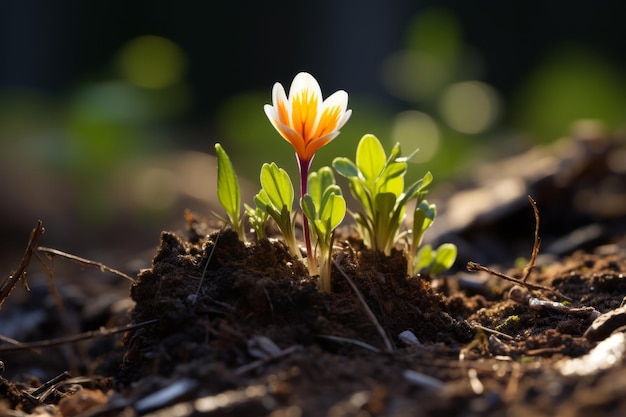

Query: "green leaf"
left=215, top=143, right=240, bottom=221
left=430, top=243, right=458, bottom=275
left=320, top=184, right=342, bottom=210
left=399, top=171, right=433, bottom=207
left=356, top=134, right=386, bottom=185
left=321, top=193, right=346, bottom=231
left=387, top=142, right=402, bottom=162
left=332, top=157, right=359, bottom=179
left=414, top=244, right=435, bottom=272
left=301, top=194, right=317, bottom=222
left=380, top=161, right=407, bottom=183
left=307, top=172, right=322, bottom=209
left=260, top=162, right=293, bottom=211
left=373, top=192, right=397, bottom=252
left=395, top=146, right=420, bottom=163
left=244, top=203, right=269, bottom=240
left=308, top=166, right=336, bottom=209
left=379, top=167, right=405, bottom=196
left=412, top=201, right=436, bottom=249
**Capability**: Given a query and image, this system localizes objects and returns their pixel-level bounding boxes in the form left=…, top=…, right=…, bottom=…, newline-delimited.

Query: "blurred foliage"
left=513, top=46, right=626, bottom=142
left=1, top=5, right=625, bottom=231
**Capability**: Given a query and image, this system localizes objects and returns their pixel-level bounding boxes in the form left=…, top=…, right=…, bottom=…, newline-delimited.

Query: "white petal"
left=272, top=82, right=288, bottom=108
left=336, top=109, right=352, bottom=131
left=263, top=104, right=278, bottom=124
left=321, top=89, right=349, bottom=115
left=288, top=72, right=322, bottom=102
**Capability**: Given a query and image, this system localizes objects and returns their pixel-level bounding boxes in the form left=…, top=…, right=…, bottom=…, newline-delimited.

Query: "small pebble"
left=583, top=305, right=626, bottom=341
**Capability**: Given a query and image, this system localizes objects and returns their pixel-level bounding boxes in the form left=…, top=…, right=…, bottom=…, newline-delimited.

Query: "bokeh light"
left=117, top=35, right=187, bottom=89
left=439, top=81, right=501, bottom=134
left=513, top=46, right=626, bottom=142
left=391, top=111, right=440, bottom=163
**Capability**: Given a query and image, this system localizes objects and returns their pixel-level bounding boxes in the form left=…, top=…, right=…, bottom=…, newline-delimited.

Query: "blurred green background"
left=1, top=1, right=625, bottom=268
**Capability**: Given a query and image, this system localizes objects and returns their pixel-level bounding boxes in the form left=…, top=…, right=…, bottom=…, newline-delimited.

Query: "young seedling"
left=244, top=203, right=269, bottom=241
left=333, top=134, right=432, bottom=256
left=301, top=167, right=346, bottom=292
left=264, top=72, right=351, bottom=272
left=214, top=143, right=245, bottom=241
left=253, top=162, right=301, bottom=259
left=413, top=243, right=458, bottom=275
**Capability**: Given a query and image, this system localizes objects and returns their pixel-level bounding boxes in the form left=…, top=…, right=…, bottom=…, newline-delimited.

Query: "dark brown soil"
left=3, top=129, right=626, bottom=416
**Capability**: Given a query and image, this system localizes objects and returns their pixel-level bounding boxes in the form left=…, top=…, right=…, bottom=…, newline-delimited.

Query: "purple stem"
left=297, top=155, right=313, bottom=262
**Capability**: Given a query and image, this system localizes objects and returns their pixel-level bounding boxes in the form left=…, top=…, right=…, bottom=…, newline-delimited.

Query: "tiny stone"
left=398, top=330, right=422, bottom=347
left=508, top=285, right=530, bottom=304
left=488, top=335, right=511, bottom=356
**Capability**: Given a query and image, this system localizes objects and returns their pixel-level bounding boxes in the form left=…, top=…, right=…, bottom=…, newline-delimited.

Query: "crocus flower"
left=264, top=72, right=352, bottom=166
left=264, top=72, right=351, bottom=269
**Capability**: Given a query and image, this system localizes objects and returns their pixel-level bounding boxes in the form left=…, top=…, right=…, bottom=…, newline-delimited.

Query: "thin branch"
left=522, top=195, right=540, bottom=283
left=471, top=323, right=514, bottom=340
left=36, top=246, right=136, bottom=283
left=333, top=259, right=394, bottom=352
left=195, top=228, right=222, bottom=298
left=467, top=262, right=571, bottom=301
left=0, top=319, right=158, bottom=354
left=0, top=220, right=44, bottom=309
left=316, top=334, right=382, bottom=353
left=466, top=196, right=572, bottom=302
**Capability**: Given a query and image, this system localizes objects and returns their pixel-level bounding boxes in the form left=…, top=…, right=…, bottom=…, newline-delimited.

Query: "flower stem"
left=297, top=155, right=315, bottom=273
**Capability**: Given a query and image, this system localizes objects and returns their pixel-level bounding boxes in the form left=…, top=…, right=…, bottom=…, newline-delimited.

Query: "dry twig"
left=522, top=195, right=541, bottom=283
left=37, top=246, right=136, bottom=283
left=466, top=196, right=572, bottom=301
left=0, top=319, right=158, bottom=354
left=0, top=220, right=44, bottom=309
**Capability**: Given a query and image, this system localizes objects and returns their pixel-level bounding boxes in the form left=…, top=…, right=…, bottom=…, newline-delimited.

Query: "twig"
left=0, top=319, right=158, bottom=354
left=471, top=323, right=514, bottom=340
left=234, top=345, right=301, bottom=375
left=316, top=334, right=382, bottom=353
left=522, top=196, right=540, bottom=283
left=466, top=196, right=572, bottom=302
left=195, top=228, right=222, bottom=298
left=467, top=262, right=571, bottom=301
left=333, top=259, right=394, bottom=352
left=36, top=246, right=135, bottom=283
left=0, top=220, right=44, bottom=309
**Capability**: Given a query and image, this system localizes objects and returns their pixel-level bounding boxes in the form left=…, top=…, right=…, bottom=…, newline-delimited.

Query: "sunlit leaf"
left=301, top=194, right=317, bottom=223
left=260, top=162, right=293, bottom=211
left=356, top=134, right=386, bottom=186
left=321, top=193, right=346, bottom=231
left=215, top=143, right=245, bottom=240
left=430, top=243, right=458, bottom=275
left=332, top=157, right=359, bottom=178
left=415, top=244, right=435, bottom=271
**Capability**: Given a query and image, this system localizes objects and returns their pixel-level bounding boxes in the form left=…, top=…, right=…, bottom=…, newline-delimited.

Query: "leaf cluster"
left=301, top=167, right=346, bottom=291
left=333, top=134, right=432, bottom=256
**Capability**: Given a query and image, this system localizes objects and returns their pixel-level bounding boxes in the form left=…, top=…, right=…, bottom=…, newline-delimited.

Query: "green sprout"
left=410, top=200, right=457, bottom=275
left=253, top=162, right=301, bottom=259
left=333, top=134, right=432, bottom=256
left=413, top=243, right=458, bottom=275
left=244, top=203, right=269, bottom=241
left=215, top=143, right=245, bottom=241
left=301, top=167, right=346, bottom=292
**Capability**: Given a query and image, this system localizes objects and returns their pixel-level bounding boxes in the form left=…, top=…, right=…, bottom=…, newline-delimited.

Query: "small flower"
left=264, top=72, right=352, bottom=164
